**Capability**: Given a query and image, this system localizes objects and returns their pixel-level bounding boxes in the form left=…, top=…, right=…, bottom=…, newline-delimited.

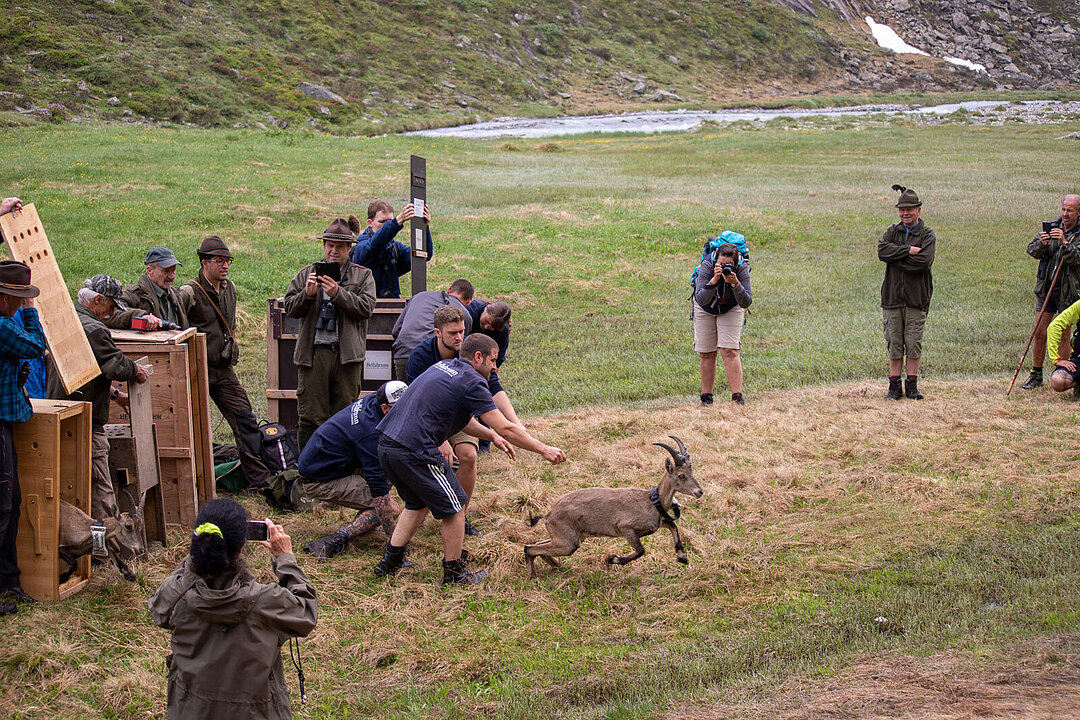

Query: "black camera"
left=219, top=336, right=235, bottom=364
left=720, top=263, right=736, bottom=276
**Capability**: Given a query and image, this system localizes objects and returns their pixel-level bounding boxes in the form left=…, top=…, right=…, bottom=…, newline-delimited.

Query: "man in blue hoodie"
left=350, top=199, right=434, bottom=298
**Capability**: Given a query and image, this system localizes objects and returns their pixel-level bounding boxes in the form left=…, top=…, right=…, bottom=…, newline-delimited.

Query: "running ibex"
left=524, top=436, right=702, bottom=578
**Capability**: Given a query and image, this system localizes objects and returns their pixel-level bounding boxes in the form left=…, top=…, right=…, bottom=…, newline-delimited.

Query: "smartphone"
left=247, top=520, right=269, bottom=542
left=313, top=261, right=340, bottom=282
left=1044, top=221, right=1055, bottom=234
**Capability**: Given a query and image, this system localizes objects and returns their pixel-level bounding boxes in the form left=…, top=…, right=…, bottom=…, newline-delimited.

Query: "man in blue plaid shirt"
left=0, top=195, right=46, bottom=614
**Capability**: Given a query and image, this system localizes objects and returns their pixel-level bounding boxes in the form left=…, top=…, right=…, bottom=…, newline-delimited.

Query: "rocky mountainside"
left=0, top=0, right=1074, bottom=133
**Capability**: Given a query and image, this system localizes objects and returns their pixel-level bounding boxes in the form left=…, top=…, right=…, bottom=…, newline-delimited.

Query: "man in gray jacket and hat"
left=878, top=185, right=935, bottom=400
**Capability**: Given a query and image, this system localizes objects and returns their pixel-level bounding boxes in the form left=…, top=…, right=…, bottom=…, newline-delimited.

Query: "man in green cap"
left=878, top=185, right=935, bottom=400
left=284, top=217, right=376, bottom=450
left=178, top=236, right=271, bottom=489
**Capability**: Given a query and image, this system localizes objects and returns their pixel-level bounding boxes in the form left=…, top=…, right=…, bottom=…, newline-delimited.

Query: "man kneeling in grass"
left=1046, top=299, right=1080, bottom=396
left=374, top=334, right=566, bottom=585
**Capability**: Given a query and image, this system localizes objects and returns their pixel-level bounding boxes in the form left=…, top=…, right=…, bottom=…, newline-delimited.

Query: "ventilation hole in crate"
left=31, top=441, right=38, bottom=449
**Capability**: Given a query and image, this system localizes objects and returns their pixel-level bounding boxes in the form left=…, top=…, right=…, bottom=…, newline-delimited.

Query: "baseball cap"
left=376, top=380, right=407, bottom=407
left=86, top=274, right=128, bottom=311
left=145, top=247, right=182, bottom=268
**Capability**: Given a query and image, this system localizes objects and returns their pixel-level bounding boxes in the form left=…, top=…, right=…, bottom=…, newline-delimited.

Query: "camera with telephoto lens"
left=720, top=262, right=736, bottom=276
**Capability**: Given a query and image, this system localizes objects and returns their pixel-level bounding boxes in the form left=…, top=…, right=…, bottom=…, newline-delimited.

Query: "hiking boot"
left=887, top=377, right=903, bottom=400
left=905, top=376, right=923, bottom=400
left=304, top=530, right=350, bottom=560
left=0, top=600, right=14, bottom=617
left=463, top=517, right=483, bottom=537
left=731, top=392, right=745, bottom=405
left=442, top=559, right=488, bottom=585
left=0, top=586, right=35, bottom=604
left=700, top=393, right=714, bottom=407
left=1019, top=369, right=1043, bottom=390
left=373, top=542, right=412, bottom=577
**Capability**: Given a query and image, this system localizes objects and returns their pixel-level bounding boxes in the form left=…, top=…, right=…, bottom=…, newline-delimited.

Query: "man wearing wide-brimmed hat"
left=878, top=185, right=936, bottom=401
left=108, top=246, right=188, bottom=331
left=48, top=275, right=149, bottom=521
left=284, top=217, right=376, bottom=450
left=177, top=236, right=270, bottom=490
left=0, top=254, right=46, bottom=613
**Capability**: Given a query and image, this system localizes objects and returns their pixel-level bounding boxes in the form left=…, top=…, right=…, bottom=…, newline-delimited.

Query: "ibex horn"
left=653, top=441, right=683, bottom=465
left=669, top=435, right=688, bottom=458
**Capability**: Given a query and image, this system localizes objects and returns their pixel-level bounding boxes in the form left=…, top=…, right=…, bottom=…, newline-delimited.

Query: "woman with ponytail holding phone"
left=149, top=499, right=318, bottom=719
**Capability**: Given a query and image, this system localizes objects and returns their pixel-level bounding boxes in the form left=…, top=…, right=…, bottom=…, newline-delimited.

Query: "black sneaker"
left=373, top=542, right=412, bottom=577
left=0, top=600, right=14, bottom=617
left=442, top=559, right=488, bottom=585
left=1019, top=370, right=1043, bottom=390
left=0, top=586, right=35, bottom=604
left=463, top=517, right=484, bottom=537
left=304, top=530, right=350, bottom=560
left=700, top=393, right=714, bottom=407
left=731, top=392, right=745, bottom=405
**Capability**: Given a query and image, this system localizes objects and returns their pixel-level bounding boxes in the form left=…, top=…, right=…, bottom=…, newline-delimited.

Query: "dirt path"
left=669, top=634, right=1080, bottom=719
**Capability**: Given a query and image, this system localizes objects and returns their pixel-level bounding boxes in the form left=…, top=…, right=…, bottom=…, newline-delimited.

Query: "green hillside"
left=0, top=0, right=879, bottom=133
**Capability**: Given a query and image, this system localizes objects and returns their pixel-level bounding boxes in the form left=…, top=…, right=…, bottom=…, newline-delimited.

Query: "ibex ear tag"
left=91, top=525, right=108, bottom=557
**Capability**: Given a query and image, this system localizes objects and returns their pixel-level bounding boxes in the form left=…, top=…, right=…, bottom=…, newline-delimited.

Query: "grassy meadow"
left=1, top=114, right=1080, bottom=718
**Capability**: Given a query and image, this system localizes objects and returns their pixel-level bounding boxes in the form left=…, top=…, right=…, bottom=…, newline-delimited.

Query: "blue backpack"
left=689, top=230, right=750, bottom=288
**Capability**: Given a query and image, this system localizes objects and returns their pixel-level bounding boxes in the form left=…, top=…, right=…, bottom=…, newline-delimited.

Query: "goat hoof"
left=677, top=557, right=689, bottom=566
left=605, top=555, right=619, bottom=565
left=123, top=571, right=137, bottom=582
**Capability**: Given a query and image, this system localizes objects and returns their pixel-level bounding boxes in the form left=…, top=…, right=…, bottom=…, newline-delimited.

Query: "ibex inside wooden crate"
left=58, top=500, right=145, bottom=583
left=524, top=436, right=702, bottom=578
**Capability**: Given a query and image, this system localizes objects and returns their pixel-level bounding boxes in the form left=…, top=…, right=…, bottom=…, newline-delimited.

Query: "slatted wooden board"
left=0, top=204, right=100, bottom=394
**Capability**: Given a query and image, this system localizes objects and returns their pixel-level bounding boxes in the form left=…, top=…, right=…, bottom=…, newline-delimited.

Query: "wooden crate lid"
left=110, top=327, right=197, bottom=344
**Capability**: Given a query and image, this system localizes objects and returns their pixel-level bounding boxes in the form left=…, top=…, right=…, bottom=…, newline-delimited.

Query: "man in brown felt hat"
left=0, top=246, right=46, bottom=612
left=177, top=236, right=271, bottom=489
left=879, top=185, right=936, bottom=400
left=284, top=217, right=376, bottom=450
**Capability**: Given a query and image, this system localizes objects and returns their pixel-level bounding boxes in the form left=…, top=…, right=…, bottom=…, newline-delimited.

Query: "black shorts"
left=378, top=436, right=466, bottom=520
left=1036, top=294, right=1060, bottom=314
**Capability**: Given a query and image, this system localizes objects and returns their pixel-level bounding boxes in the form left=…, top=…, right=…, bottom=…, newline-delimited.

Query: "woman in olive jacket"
left=149, top=499, right=318, bottom=720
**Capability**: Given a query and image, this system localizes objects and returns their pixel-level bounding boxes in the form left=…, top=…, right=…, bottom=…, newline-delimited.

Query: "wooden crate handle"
left=25, top=494, right=41, bottom=555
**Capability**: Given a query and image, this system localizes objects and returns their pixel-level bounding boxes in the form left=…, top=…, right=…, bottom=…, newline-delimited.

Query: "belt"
left=314, top=342, right=339, bottom=352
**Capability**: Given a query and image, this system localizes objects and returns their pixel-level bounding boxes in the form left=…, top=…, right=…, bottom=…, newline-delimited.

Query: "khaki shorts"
left=302, top=473, right=374, bottom=511
left=883, top=306, right=927, bottom=360
left=448, top=430, right=479, bottom=449
left=693, top=303, right=745, bottom=352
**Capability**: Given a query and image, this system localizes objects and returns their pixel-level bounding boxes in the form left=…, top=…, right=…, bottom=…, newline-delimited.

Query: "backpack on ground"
left=261, top=467, right=315, bottom=513
left=257, top=422, right=299, bottom=473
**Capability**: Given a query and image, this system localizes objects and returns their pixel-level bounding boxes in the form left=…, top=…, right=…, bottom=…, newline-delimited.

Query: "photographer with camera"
left=1020, top=195, right=1080, bottom=390
left=284, top=218, right=377, bottom=450
left=693, top=242, right=752, bottom=406
left=178, top=236, right=271, bottom=490
left=149, top=498, right=317, bottom=719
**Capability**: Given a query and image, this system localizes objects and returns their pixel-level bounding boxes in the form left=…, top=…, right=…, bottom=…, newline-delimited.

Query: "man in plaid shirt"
left=0, top=195, right=46, bottom=614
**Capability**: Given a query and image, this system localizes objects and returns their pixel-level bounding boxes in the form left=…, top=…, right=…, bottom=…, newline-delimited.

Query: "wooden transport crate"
left=15, top=399, right=92, bottom=602
left=266, top=297, right=405, bottom=438
left=107, top=328, right=214, bottom=526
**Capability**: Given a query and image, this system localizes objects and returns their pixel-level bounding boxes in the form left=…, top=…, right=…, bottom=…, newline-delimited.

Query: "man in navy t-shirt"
left=299, top=380, right=408, bottom=560
left=374, top=334, right=566, bottom=585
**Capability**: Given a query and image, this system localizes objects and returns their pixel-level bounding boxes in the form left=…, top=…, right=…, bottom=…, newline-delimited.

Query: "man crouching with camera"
left=693, top=242, right=752, bottom=406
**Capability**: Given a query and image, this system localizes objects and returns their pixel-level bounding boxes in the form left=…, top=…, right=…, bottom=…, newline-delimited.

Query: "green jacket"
left=48, top=304, right=140, bottom=427
left=149, top=553, right=318, bottom=720
left=1026, top=220, right=1080, bottom=307
left=178, top=272, right=239, bottom=368
left=283, top=260, right=376, bottom=367
left=107, top=273, right=191, bottom=330
left=878, top=220, right=935, bottom=312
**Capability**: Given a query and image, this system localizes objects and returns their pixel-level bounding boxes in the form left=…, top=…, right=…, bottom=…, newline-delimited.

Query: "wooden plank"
left=0, top=204, right=100, bottom=394
left=266, top=298, right=279, bottom=424
left=189, top=333, right=214, bottom=508
left=267, top=389, right=297, bottom=400
left=126, top=363, right=160, bottom=497
left=109, top=327, right=196, bottom=344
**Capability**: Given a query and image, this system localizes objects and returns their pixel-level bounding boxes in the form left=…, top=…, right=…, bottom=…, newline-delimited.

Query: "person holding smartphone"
left=149, top=498, right=317, bottom=719
left=1021, top=194, right=1080, bottom=390
left=693, top=241, right=752, bottom=406
left=284, top=217, right=377, bottom=450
